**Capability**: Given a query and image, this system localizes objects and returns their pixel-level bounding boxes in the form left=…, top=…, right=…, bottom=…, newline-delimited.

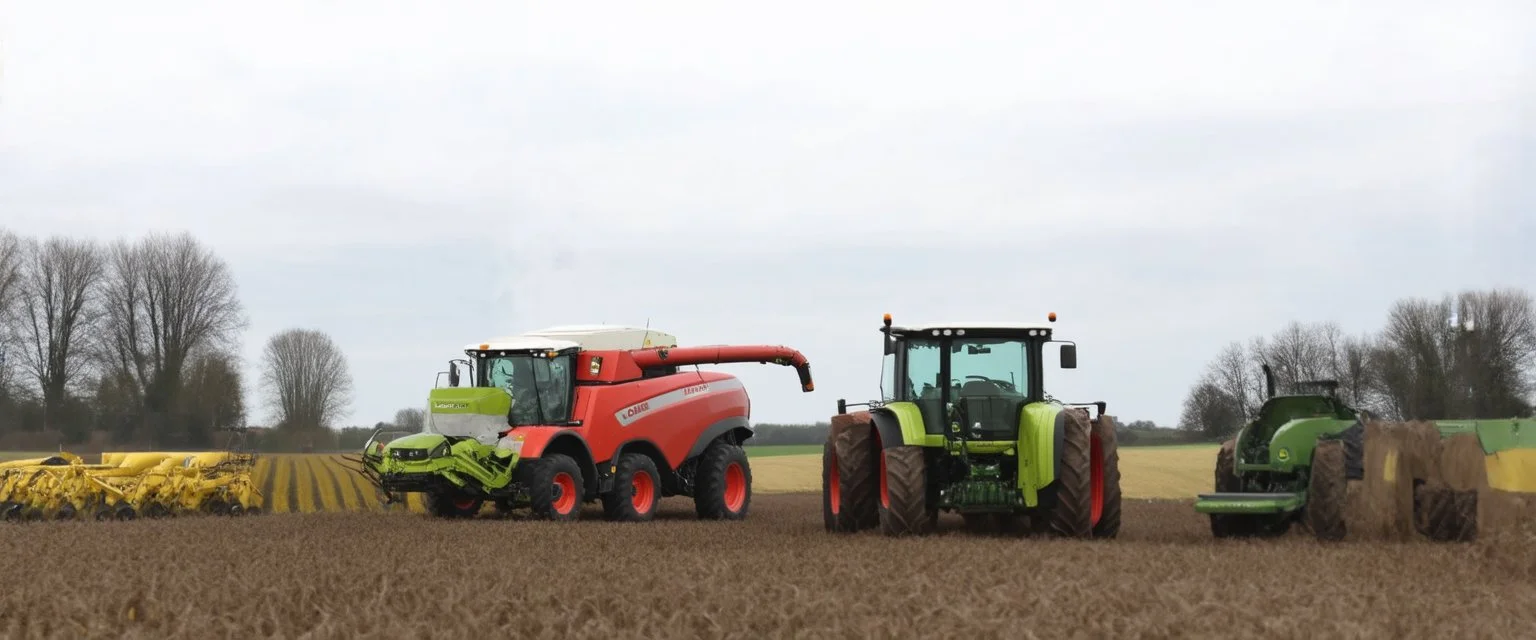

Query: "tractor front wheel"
left=1306, top=438, right=1348, bottom=541
left=877, top=445, right=934, bottom=536
left=695, top=440, right=752, bottom=520
left=602, top=453, right=661, bottom=522
left=1045, top=409, right=1094, bottom=538
left=521, top=454, right=585, bottom=521
left=834, top=413, right=879, bottom=531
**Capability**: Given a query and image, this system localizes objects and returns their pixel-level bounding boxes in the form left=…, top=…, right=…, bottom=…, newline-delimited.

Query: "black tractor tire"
left=694, top=440, right=752, bottom=520
left=1340, top=422, right=1365, bottom=480
left=426, top=491, right=483, bottom=518
left=602, top=453, right=661, bottom=522
left=834, top=416, right=880, bottom=531
left=1306, top=438, right=1348, bottom=541
left=1413, top=483, right=1478, bottom=542
left=519, top=453, right=585, bottom=521
left=876, top=445, right=934, bottom=536
left=1090, top=415, right=1122, bottom=539
left=1045, top=409, right=1094, bottom=538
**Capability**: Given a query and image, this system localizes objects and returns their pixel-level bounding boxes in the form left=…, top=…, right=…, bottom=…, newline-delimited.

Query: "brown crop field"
left=3, top=494, right=1536, bottom=638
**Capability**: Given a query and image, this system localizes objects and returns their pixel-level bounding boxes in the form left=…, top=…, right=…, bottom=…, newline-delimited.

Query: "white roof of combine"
left=466, top=325, right=679, bottom=353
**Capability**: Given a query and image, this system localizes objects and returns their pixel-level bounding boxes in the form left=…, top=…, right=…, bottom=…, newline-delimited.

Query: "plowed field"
left=3, top=495, right=1534, bottom=638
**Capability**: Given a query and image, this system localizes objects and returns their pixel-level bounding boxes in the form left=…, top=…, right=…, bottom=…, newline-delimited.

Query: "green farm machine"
left=1195, top=364, right=1536, bottom=542
left=822, top=313, right=1121, bottom=538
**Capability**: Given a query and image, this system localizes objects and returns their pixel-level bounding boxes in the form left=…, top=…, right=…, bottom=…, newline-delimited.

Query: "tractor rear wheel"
left=834, top=414, right=879, bottom=531
left=602, top=453, right=661, bottom=522
left=1090, top=415, right=1122, bottom=538
left=695, top=440, right=751, bottom=520
left=1045, top=409, right=1093, bottom=538
left=877, top=445, right=933, bottom=536
left=822, top=435, right=841, bottom=531
left=521, top=453, right=585, bottom=520
left=1306, top=438, right=1348, bottom=541
left=426, top=491, right=483, bottom=518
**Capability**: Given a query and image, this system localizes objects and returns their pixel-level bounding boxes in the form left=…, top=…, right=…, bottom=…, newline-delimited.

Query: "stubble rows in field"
left=3, top=494, right=1535, bottom=639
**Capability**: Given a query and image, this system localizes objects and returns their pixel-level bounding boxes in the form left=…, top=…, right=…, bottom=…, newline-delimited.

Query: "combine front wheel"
left=426, top=492, right=483, bottom=518
left=695, top=441, right=752, bottom=520
left=522, top=454, right=585, bottom=521
left=602, top=453, right=660, bottom=522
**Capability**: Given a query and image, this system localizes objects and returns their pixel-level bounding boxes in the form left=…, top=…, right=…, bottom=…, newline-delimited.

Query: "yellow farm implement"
left=0, top=451, right=264, bottom=522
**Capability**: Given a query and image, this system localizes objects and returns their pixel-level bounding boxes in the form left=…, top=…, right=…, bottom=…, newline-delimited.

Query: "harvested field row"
left=2, top=495, right=1535, bottom=638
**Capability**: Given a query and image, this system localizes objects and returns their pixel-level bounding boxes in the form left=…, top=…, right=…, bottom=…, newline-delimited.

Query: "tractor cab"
left=877, top=314, right=1077, bottom=442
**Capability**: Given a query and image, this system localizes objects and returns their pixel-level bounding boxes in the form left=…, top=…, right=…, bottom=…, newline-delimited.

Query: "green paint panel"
left=880, top=402, right=943, bottom=447
left=1439, top=419, right=1536, bottom=454
left=1264, top=417, right=1356, bottom=472
left=1018, top=402, right=1062, bottom=502
left=1193, top=492, right=1305, bottom=514
left=428, top=387, right=511, bottom=416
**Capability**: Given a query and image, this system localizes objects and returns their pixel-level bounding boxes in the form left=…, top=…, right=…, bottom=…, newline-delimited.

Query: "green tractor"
left=823, top=313, right=1121, bottom=538
left=1194, top=364, right=1536, bottom=542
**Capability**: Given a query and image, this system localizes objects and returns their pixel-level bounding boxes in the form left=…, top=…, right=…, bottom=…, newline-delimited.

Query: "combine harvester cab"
left=822, top=313, right=1122, bottom=539
left=1194, top=365, right=1536, bottom=542
left=353, top=324, right=815, bottom=522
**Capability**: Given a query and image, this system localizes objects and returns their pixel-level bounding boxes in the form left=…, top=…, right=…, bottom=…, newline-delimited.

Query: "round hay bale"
left=1361, top=421, right=1413, bottom=541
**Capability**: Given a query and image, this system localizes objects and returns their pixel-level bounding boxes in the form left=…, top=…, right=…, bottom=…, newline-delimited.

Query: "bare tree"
left=1177, top=376, right=1242, bottom=439
left=0, top=228, right=23, bottom=397
left=100, top=232, right=247, bottom=443
left=182, top=350, right=246, bottom=431
left=261, top=328, right=351, bottom=430
left=15, top=236, right=105, bottom=433
left=393, top=407, right=425, bottom=431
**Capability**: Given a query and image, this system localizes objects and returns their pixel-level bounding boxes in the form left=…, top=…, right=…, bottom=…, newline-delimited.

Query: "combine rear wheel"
left=1045, top=409, right=1093, bottom=538
left=1090, top=415, right=1122, bottom=538
left=834, top=413, right=879, bottom=531
left=877, top=445, right=933, bottom=536
left=1306, top=439, right=1347, bottom=541
left=602, top=453, right=660, bottom=522
left=695, top=440, right=751, bottom=520
left=521, top=454, right=585, bottom=521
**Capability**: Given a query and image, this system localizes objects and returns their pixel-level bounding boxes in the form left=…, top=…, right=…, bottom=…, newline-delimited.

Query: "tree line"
left=1177, top=287, right=1536, bottom=439
left=0, top=228, right=356, bottom=452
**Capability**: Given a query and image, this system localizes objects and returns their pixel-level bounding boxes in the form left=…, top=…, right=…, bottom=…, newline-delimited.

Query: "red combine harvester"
left=357, top=325, right=815, bottom=522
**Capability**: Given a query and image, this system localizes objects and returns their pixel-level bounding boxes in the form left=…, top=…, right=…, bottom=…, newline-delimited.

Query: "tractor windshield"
left=949, top=338, right=1031, bottom=440
left=482, top=354, right=574, bottom=425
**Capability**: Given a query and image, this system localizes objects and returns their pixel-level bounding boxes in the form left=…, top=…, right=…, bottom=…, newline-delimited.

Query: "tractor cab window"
left=902, top=338, right=945, bottom=435
left=948, top=338, right=1030, bottom=440
left=482, top=353, right=575, bottom=425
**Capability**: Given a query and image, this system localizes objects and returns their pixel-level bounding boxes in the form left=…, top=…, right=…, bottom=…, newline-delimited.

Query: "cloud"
left=1, top=0, right=1532, bottom=427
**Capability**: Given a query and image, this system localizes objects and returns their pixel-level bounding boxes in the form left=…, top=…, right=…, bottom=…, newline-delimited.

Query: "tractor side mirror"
left=1060, top=344, right=1077, bottom=369
left=448, top=361, right=461, bottom=387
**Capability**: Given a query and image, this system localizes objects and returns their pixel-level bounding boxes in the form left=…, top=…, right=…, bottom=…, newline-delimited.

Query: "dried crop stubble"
left=3, top=496, right=1536, bottom=639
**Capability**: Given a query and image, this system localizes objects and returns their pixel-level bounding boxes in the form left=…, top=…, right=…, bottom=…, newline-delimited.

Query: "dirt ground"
left=3, top=495, right=1534, bottom=639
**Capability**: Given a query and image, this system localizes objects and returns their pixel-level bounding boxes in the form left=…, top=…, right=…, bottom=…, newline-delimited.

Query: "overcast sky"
left=1, top=1, right=1532, bottom=428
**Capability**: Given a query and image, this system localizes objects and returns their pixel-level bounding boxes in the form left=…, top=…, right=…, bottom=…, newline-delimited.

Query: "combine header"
left=823, top=313, right=1122, bottom=538
left=1195, top=364, right=1536, bottom=542
left=351, top=324, right=814, bottom=521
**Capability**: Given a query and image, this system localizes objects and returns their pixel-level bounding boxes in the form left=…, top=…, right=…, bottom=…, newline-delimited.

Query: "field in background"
left=4, top=444, right=1216, bottom=514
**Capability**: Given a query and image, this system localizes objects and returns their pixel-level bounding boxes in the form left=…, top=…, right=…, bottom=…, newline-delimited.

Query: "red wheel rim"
left=1089, top=432, right=1104, bottom=526
left=828, top=449, right=841, bottom=514
left=723, top=462, right=747, bottom=512
left=631, top=470, right=655, bottom=513
left=453, top=497, right=477, bottom=511
left=552, top=472, right=577, bottom=514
